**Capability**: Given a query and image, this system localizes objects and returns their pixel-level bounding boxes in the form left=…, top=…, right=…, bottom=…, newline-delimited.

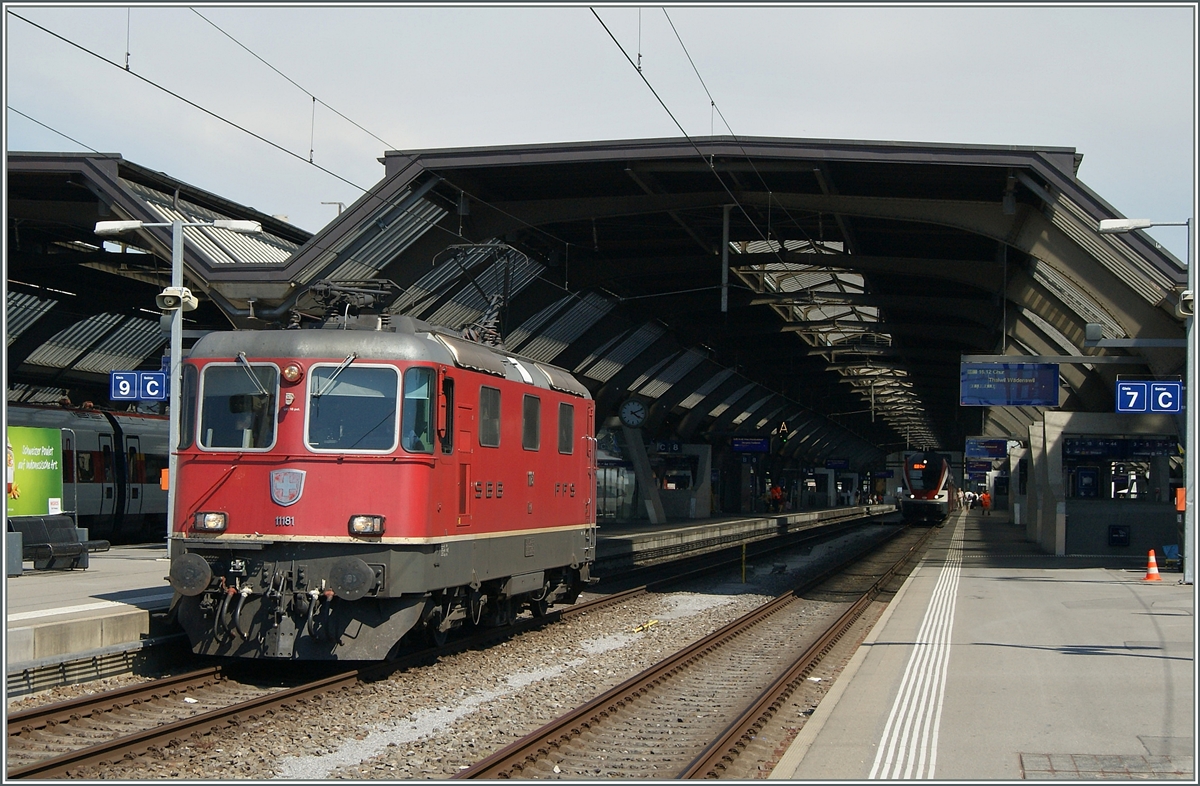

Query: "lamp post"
left=94, top=219, right=261, bottom=545
left=1099, top=217, right=1193, bottom=584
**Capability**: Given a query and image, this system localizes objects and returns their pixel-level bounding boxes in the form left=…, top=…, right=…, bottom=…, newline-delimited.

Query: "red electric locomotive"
left=167, top=309, right=596, bottom=660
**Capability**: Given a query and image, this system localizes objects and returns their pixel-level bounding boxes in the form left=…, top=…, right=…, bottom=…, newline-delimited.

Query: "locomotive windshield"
left=198, top=365, right=279, bottom=450
left=908, top=455, right=945, bottom=491
left=307, top=365, right=399, bottom=452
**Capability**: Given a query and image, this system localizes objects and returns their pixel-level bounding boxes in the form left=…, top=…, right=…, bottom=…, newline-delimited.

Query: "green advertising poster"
left=6, top=426, right=64, bottom=517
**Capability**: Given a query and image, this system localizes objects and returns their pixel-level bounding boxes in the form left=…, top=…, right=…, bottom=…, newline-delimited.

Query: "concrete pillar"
left=687, top=444, right=712, bottom=518
left=622, top=426, right=666, bottom=524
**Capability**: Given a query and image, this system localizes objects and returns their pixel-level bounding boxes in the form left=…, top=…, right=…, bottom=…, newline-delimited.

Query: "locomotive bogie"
left=171, top=526, right=593, bottom=659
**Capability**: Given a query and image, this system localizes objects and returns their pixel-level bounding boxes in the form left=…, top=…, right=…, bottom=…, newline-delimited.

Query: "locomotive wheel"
left=426, top=607, right=449, bottom=648
left=529, top=596, right=550, bottom=618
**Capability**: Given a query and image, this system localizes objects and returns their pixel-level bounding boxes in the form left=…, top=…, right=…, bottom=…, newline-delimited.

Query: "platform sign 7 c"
left=1116, top=381, right=1182, bottom=413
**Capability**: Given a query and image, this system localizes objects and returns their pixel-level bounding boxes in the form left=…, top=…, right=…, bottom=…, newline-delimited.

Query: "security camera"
left=157, top=286, right=199, bottom=312
left=1176, top=289, right=1194, bottom=320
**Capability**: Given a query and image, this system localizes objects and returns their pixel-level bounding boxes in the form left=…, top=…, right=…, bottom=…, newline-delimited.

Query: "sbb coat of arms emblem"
left=270, top=469, right=306, bottom=507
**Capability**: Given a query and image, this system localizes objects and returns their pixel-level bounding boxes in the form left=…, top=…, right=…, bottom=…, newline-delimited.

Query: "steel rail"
left=454, top=524, right=917, bottom=779
left=6, top=516, right=888, bottom=779
left=6, top=667, right=362, bottom=779
left=7, top=666, right=223, bottom=732
left=679, top=526, right=936, bottom=778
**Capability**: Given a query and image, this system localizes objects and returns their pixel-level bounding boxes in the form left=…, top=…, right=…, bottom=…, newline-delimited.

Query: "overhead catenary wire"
left=589, top=7, right=776, bottom=256
left=6, top=10, right=581, bottom=271
left=6, top=10, right=620, bottom=327
left=7, top=106, right=105, bottom=156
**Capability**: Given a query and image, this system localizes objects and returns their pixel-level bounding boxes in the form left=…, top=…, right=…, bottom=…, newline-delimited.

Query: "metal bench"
left=6, top=515, right=110, bottom=570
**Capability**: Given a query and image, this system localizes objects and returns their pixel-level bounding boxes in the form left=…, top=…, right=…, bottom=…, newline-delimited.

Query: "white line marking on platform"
left=869, top=521, right=963, bottom=779
left=7, top=591, right=174, bottom=622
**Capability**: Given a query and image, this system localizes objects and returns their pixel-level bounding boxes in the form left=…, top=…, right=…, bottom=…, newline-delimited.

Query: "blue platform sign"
left=960, top=363, right=1059, bottom=407
left=731, top=437, right=770, bottom=453
left=1116, top=381, right=1182, bottom=413
left=139, top=372, right=167, bottom=401
left=965, top=437, right=1008, bottom=458
left=110, top=371, right=168, bottom=401
left=110, top=372, right=139, bottom=401
left=1150, top=382, right=1182, bottom=413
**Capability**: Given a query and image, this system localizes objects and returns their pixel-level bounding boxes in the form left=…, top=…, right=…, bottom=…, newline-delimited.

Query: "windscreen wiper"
left=314, top=353, right=358, bottom=398
left=236, top=352, right=272, bottom=397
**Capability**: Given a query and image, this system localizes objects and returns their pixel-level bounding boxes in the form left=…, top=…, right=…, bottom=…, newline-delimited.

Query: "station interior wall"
left=1018, top=411, right=1181, bottom=557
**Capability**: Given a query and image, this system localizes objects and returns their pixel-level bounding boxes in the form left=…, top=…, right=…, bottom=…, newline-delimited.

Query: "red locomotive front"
left=168, top=321, right=596, bottom=660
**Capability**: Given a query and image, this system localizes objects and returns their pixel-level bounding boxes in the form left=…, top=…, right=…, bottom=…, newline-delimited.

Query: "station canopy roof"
left=6, top=138, right=1187, bottom=470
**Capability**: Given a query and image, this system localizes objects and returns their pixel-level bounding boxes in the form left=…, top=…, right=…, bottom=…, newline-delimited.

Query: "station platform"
left=5, top=505, right=889, bottom=699
left=771, top=511, right=1196, bottom=780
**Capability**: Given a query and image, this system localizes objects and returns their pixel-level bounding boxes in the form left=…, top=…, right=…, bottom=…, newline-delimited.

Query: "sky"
left=4, top=3, right=1197, bottom=261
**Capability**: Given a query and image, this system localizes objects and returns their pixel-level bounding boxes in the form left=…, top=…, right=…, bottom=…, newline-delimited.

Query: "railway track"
left=454, top=524, right=934, bottom=779
left=5, top=517, right=896, bottom=779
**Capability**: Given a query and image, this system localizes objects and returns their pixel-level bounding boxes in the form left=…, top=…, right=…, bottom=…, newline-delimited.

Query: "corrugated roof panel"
left=388, top=247, right=494, bottom=316
left=627, top=353, right=678, bottom=393
left=731, top=394, right=772, bottom=425
left=678, top=367, right=734, bottom=409
left=122, top=180, right=299, bottom=266
left=6, top=292, right=56, bottom=346
left=573, top=330, right=626, bottom=375
left=24, top=312, right=124, bottom=368
left=636, top=349, right=705, bottom=399
left=512, top=294, right=614, bottom=364
left=74, top=317, right=164, bottom=373
left=426, top=257, right=544, bottom=329
left=708, top=382, right=756, bottom=418
left=579, top=322, right=665, bottom=383
left=7, top=383, right=69, bottom=404
left=1031, top=260, right=1125, bottom=338
left=506, top=295, right=573, bottom=349
left=322, top=201, right=446, bottom=284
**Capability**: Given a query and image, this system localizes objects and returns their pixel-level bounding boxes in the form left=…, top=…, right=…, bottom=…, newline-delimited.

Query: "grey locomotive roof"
left=189, top=326, right=591, bottom=399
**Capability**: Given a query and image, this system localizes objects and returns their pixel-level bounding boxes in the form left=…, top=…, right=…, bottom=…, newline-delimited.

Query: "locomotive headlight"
left=193, top=512, right=228, bottom=532
left=348, top=514, right=385, bottom=535
left=282, top=363, right=304, bottom=383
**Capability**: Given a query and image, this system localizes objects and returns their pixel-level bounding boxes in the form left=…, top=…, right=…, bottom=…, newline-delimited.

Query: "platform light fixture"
left=94, top=218, right=262, bottom=545
left=1098, top=216, right=1193, bottom=585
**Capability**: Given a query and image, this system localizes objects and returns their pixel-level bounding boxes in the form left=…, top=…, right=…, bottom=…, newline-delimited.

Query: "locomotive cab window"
left=479, top=386, right=501, bottom=447
left=199, top=364, right=279, bottom=450
left=401, top=368, right=434, bottom=454
left=308, top=365, right=399, bottom=452
left=180, top=364, right=198, bottom=449
left=558, top=402, right=574, bottom=454
left=523, top=395, right=541, bottom=451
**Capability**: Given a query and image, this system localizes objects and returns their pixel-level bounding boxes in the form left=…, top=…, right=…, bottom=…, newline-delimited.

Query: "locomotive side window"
left=440, top=377, right=455, bottom=454
left=199, top=365, right=279, bottom=450
left=522, top=395, right=541, bottom=451
left=180, top=364, right=198, bottom=449
left=479, top=386, right=501, bottom=447
left=558, top=402, right=574, bottom=454
left=308, top=365, right=399, bottom=452
left=401, top=368, right=434, bottom=454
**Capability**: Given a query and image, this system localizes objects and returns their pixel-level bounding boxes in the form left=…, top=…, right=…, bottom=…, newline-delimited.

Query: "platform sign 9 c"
left=110, top=371, right=168, bottom=401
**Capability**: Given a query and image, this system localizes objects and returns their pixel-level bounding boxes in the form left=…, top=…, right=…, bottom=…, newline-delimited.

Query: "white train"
left=6, top=404, right=169, bottom=543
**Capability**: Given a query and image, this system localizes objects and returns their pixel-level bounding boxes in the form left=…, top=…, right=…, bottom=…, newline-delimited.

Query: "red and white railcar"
left=899, top=451, right=957, bottom=525
left=168, top=314, right=596, bottom=660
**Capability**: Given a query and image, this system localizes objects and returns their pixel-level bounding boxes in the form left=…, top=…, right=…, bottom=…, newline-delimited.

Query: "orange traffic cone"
left=1144, top=550, right=1162, bottom=581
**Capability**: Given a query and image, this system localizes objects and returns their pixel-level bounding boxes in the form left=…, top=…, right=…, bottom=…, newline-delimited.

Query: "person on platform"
left=770, top=484, right=784, bottom=513
left=980, top=490, right=992, bottom=516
